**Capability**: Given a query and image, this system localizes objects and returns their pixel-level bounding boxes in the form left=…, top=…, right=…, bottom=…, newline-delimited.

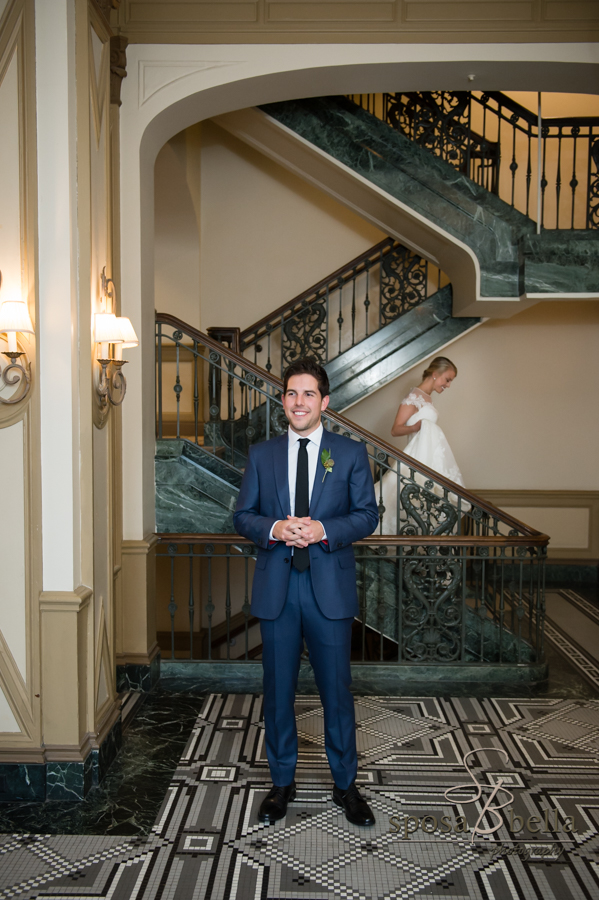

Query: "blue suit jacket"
left=233, top=429, right=379, bottom=620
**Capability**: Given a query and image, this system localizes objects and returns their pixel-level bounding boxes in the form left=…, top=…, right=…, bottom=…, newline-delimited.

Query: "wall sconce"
left=94, top=268, right=138, bottom=412
left=0, top=271, right=35, bottom=406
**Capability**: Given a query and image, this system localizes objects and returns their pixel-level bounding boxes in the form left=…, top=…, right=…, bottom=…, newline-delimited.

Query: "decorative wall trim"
left=474, top=490, right=599, bottom=561
left=137, top=59, right=240, bottom=106
left=115, top=0, right=599, bottom=43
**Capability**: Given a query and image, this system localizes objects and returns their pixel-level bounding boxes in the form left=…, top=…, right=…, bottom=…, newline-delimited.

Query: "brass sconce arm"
left=0, top=351, right=31, bottom=405
left=97, top=358, right=128, bottom=409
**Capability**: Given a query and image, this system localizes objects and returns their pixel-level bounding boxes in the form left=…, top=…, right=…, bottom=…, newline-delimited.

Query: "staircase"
left=213, top=95, right=599, bottom=317
left=151, top=90, right=593, bottom=679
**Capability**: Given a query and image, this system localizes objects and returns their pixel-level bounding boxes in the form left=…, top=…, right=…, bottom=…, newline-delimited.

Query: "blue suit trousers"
left=260, top=567, right=357, bottom=790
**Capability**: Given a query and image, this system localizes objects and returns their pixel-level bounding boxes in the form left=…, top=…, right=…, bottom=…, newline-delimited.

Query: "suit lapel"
left=273, top=434, right=291, bottom=519
left=309, top=429, right=331, bottom=517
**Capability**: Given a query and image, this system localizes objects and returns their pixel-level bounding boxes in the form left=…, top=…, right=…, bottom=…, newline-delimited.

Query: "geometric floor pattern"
left=2, top=693, right=599, bottom=899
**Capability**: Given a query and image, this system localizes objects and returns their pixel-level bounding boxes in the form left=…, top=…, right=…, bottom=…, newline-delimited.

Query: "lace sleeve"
left=400, top=389, right=426, bottom=410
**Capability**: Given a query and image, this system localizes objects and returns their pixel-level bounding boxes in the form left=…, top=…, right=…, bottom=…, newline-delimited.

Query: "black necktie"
left=293, top=438, right=310, bottom=571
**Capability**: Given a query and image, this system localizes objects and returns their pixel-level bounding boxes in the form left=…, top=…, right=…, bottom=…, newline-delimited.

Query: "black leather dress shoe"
left=258, top=782, right=296, bottom=822
left=333, top=782, right=375, bottom=826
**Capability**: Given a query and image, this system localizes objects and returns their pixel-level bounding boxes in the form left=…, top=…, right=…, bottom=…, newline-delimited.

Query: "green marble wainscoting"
left=160, top=659, right=547, bottom=696
left=0, top=717, right=122, bottom=804
left=116, top=653, right=161, bottom=693
left=260, top=97, right=599, bottom=300
left=545, top=563, right=599, bottom=584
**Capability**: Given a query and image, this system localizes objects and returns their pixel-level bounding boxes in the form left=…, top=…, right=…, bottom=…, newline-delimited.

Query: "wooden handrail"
left=238, top=236, right=398, bottom=344
left=157, top=533, right=549, bottom=548
left=156, top=311, right=548, bottom=544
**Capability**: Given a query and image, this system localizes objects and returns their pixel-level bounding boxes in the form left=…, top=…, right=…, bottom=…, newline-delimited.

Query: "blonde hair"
left=422, top=356, right=457, bottom=380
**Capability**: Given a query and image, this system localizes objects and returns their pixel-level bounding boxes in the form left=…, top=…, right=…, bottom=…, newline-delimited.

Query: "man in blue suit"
left=233, top=358, right=379, bottom=826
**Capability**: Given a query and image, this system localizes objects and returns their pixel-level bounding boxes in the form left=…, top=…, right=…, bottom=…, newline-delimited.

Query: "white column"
left=36, top=0, right=80, bottom=591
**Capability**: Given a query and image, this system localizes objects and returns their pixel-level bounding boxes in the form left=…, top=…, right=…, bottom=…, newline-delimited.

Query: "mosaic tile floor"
left=3, top=690, right=599, bottom=900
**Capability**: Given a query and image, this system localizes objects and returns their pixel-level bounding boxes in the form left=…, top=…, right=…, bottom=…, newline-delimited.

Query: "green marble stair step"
left=326, top=285, right=479, bottom=411
left=155, top=439, right=241, bottom=534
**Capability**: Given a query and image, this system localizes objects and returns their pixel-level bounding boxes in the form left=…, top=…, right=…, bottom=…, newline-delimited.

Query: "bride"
left=380, top=357, right=466, bottom=533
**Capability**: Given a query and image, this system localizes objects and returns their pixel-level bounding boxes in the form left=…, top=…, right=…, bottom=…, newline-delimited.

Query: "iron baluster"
left=157, top=322, right=163, bottom=439
left=526, top=122, right=533, bottom=218
left=570, top=127, right=579, bottom=229
left=325, top=284, right=329, bottom=363
left=175, top=339, right=181, bottom=438
left=351, top=272, right=356, bottom=347
left=168, top=547, right=177, bottom=660
left=189, top=548, right=195, bottom=659
left=510, top=114, right=518, bottom=207
left=266, top=325, right=272, bottom=375
left=359, top=552, right=367, bottom=661
left=337, top=278, right=344, bottom=356
left=516, top=558, right=525, bottom=663
left=206, top=550, right=214, bottom=660
left=193, top=344, right=199, bottom=444
left=228, top=360, right=235, bottom=465
left=460, top=547, right=467, bottom=662
left=588, top=129, right=599, bottom=228
left=243, top=555, right=250, bottom=660
left=364, top=267, right=370, bottom=337
left=225, top=552, right=231, bottom=659
left=556, top=127, right=563, bottom=229
left=541, top=125, right=549, bottom=229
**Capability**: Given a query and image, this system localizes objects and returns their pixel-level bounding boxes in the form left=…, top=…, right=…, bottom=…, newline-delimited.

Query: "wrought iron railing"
left=156, top=313, right=546, bottom=540
left=155, top=314, right=548, bottom=670
left=157, top=535, right=546, bottom=668
left=236, top=238, right=447, bottom=380
left=347, top=91, right=599, bottom=230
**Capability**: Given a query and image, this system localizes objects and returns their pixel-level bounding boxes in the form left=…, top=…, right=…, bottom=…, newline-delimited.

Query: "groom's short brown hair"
left=283, top=358, right=330, bottom=399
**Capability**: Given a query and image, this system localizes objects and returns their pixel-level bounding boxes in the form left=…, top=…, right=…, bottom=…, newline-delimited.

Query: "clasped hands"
left=272, top=516, right=324, bottom=548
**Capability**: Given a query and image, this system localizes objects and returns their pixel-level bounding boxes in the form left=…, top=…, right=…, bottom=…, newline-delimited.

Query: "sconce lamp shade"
left=117, top=316, right=139, bottom=349
left=0, top=300, right=35, bottom=334
left=94, top=313, right=123, bottom=344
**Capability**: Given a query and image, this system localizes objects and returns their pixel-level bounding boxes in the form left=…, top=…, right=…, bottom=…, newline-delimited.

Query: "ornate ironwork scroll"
left=282, top=298, right=327, bottom=368
left=380, top=245, right=428, bottom=325
left=399, top=481, right=459, bottom=537
left=588, top=138, right=599, bottom=229
left=402, top=552, right=463, bottom=662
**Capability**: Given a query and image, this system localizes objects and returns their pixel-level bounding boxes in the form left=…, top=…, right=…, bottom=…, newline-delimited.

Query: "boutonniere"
left=321, top=448, right=335, bottom=482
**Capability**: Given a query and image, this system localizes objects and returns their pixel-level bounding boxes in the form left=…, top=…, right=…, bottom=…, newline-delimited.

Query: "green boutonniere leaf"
left=321, top=448, right=335, bottom=482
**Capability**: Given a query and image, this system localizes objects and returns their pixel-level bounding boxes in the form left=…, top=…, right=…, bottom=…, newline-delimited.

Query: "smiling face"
left=433, top=368, right=456, bottom=393
left=282, top=374, right=329, bottom=435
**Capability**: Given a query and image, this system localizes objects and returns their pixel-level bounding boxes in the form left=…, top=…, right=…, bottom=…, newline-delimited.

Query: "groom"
left=233, top=358, right=379, bottom=826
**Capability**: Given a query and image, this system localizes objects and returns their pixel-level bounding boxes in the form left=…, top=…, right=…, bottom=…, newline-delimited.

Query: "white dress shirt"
left=269, top=424, right=327, bottom=541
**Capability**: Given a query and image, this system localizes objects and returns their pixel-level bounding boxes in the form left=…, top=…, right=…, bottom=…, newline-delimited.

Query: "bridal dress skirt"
left=379, top=409, right=468, bottom=535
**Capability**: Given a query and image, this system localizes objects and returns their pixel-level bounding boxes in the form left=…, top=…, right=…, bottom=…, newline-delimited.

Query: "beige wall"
left=349, top=300, right=599, bottom=557
left=154, top=127, right=201, bottom=330
left=154, top=120, right=385, bottom=333
left=349, top=300, right=599, bottom=494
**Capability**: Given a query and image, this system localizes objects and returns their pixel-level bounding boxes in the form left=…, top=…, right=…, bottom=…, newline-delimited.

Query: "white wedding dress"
left=380, top=387, right=466, bottom=533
